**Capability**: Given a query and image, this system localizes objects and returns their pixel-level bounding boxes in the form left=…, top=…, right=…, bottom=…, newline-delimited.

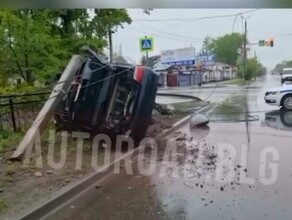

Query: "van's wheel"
left=281, top=95, right=292, bottom=110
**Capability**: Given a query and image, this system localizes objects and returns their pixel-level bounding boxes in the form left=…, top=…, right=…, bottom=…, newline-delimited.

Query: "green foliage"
left=0, top=83, right=46, bottom=96
left=284, top=60, right=292, bottom=67
left=274, top=60, right=292, bottom=73
left=143, top=9, right=154, bottom=15
left=0, top=9, right=132, bottom=85
left=203, top=33, right=244, bottom=65
left=0, top=130, right=23, bottom=152
left=0, top=199, right=7, bottom=211
left=0, top=10, right=64, bottom=83
left=237, top=58, right=264, bottom=80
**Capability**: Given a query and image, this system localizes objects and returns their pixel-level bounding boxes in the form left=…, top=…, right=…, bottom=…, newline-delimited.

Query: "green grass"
left=223, top=79, right=247, bottom=86
left=0, top=199, right=7, bottom=212
left=215, top=102, right=244, bottom=115
left=170, top=100, right=208, bottom=113
left=0, top=130, right=24, bottom=152
left=210, top=95, right=247, bottom=120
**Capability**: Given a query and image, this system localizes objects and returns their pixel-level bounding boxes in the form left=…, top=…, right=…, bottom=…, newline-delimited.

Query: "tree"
left=273, top=60, right=292, bottom=73
left=202, top=36, right=213, bottom=52
left=285, top=60, right=292, bottom=67
left=0, top=9, right=132, bottom=84
left=143, top=9, right=153, bottom=15
left=203, top=33, right=244, bottom=65
left=48, top=9, right=132, bottom=55
left=0, top=10, right=64, bottom=83
left=237, top=58, right=263, bottom=80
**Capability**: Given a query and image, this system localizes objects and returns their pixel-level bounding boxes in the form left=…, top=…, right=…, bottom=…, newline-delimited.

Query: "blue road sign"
left=163, top=60, right=195, bottom=66
left=140, top=37, right=154, bottom=52
left=195, top=53, right=216, bottom=66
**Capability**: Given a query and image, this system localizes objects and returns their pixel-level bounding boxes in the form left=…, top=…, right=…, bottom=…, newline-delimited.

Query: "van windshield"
left=282, top=69, right=292, bottom=75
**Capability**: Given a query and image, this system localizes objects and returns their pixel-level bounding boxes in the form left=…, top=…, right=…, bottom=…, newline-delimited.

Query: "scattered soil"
left=0, top=112, right=188, bottom=219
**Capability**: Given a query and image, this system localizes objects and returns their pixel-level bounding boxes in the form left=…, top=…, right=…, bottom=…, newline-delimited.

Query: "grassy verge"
left=222, top=79, right=247, bottom=86
left=171, top=100, right=208, bottom=113
left=0, top=131, right=25, bottom=153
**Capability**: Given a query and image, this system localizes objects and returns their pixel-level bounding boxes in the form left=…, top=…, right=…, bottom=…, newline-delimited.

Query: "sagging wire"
left=203, top=82, right=218, bottom=102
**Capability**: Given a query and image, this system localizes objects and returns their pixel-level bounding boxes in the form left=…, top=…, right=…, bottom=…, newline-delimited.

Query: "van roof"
left=283, top=67, right=292, bottom=71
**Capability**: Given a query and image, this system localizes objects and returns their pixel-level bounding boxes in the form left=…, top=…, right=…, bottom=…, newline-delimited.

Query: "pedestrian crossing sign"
left=140, top=36, right=154, bottom=52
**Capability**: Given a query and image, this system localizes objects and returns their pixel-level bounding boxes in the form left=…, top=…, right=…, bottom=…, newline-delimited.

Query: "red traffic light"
left=270, top=38, right=274, bottom=47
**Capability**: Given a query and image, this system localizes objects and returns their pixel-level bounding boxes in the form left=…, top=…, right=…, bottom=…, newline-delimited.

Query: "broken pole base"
left=10, top=55, right=84, bottom=160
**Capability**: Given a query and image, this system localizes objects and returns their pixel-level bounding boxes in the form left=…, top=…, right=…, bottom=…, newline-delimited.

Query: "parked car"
left=264, top=85, right=292, bottom=110
left=280, top=67, right=292, bottom=84
left=54, top=47, right=159, bottom=143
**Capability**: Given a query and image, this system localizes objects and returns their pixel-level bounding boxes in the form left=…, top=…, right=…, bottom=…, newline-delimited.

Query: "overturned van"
left=54, top=48, right=159, bottom=143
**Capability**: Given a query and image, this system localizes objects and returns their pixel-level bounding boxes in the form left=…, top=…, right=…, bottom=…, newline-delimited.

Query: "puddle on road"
left=144, top=122, right=292, bottom=220
left=264, top=109, right=292, bottom=131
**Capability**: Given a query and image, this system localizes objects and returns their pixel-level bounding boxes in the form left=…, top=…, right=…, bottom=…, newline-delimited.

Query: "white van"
left=281, top=67, right=292, bottom=84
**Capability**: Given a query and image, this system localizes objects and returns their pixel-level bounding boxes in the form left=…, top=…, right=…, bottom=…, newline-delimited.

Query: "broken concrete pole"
left=10, top=55, right=84, bottom=160
left=189, top=113, right=209, bottom=127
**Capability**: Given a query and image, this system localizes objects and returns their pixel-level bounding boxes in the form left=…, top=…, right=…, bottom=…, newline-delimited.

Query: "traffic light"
left=259, top=40, right=265, bottom=46
left=265, top=40, right=270, bottom=46
left=270, top=38, right=274, bottom=47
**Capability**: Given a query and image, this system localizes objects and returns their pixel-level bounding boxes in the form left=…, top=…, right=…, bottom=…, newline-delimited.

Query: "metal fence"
left=0, top=92, right=50, bottom=132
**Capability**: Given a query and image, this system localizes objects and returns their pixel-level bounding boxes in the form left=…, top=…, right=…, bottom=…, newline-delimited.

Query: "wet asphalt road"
left=70, top=74, right=292, bottom=220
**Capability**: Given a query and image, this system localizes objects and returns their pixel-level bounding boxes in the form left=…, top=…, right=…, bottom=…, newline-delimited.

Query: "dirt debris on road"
left=0, top=111, right=188, bottom=219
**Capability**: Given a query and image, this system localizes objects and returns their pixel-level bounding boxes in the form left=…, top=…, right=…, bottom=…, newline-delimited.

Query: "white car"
left=281, top=68, right=292, bottom=84
left=265, top=84, right=292, bottom=110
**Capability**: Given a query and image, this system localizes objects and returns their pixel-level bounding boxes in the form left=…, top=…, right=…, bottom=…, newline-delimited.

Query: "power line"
left=133, top=9, right=260, bottom=22
left=134, top=22, right=203, bottom=42
left=231, top=14, right=238, bottom=33
left=129, top=26, right=203, bottom=43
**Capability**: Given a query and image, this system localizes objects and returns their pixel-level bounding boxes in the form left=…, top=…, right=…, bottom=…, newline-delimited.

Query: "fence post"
left=9, top=97, right=17, bottom=132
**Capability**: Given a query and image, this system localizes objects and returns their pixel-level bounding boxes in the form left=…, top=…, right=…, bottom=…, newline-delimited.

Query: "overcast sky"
left=111, top=9, right=292, bottom=70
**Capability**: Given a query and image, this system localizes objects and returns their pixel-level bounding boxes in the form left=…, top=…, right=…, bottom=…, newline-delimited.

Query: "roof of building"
left=153, top=63, right=175, bottom=71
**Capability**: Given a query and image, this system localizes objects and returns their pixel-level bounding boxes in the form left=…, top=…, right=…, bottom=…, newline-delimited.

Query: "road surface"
left=62, top=74, right=292, bottom=220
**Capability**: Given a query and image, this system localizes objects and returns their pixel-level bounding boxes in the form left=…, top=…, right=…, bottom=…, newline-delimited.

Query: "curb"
left=155, top=102, right=211, bottom=140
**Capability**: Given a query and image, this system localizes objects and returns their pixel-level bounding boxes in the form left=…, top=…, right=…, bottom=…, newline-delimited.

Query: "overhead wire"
left=201, top=10, right=259, bottom=102
left=231, top=14, right=238, bottom=33
left=133, top=22, right=203, bottom=42
left=129, top=26, right=202, bottom=43
left=133, top=9, right=260, bottom=22
left=7, top=9, right=262, bottom=129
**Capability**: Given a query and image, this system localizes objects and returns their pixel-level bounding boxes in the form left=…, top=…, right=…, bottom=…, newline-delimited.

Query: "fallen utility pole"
left=10, top=55, right=84, bottom=160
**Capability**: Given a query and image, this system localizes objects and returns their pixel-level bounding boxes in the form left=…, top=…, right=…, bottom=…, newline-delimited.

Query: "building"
left=202, top=62, right=237, bottom=83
